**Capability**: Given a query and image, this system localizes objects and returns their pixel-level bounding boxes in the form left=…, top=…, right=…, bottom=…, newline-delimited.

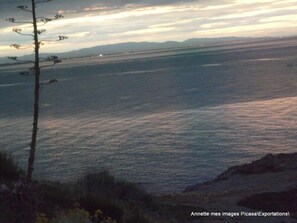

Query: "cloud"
left=111, top=27, right=176, bottom=37
left=194, top=21, right=297, bottom=37
left=260, top=14, right=297, bottom=23
left=67, top=31, right=95, bottom=38
left=1, top=0, right=297, bottom=57
left=200, top=22, right=229, bottom=29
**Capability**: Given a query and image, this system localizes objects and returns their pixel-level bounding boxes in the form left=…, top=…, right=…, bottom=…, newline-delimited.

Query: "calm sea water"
left=1, top=39, right=297, bottom=193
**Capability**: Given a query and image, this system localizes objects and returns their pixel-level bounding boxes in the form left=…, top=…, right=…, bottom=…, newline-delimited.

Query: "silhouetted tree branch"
left=17, top=5, right=33, bottom=13
left=8, top=56, right=34, bottom=64
left=6, top=0, right=67, bottom=181
left=5, top=18, right=33, bottom=24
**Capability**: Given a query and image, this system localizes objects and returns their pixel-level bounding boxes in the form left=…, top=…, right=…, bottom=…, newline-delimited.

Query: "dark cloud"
left=45, top=0, right=201, bottom=16
left=0, top=0, right=202, bottom=15
left=0, top=0, right=201, bottom=26
left=0, top=0, right=204, bottom=33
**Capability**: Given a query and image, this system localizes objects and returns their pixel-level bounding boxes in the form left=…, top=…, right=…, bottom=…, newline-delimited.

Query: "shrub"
left=51, top=204, right=90, bottom=223
left=44, top=204, right=117, bottom=223
left=3, top=179, right=42, bottom=223
left=125, top=214, right=149, bottom=223
left=35, top=213, right=49, bottom=223
left=80, top=171, right=152, bottom=202
left=0, top=150, right=23, bottom=184
left=77, top=171, right=154, bottom=223
left=79, top=195, right=123, bottom=222
left=124, top=208, right=149, bottom=223
left=40, top=181, right=75, bottom=215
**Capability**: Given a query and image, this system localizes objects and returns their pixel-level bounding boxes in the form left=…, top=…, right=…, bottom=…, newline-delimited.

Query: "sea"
left=0, top=38, right=297, bottom=194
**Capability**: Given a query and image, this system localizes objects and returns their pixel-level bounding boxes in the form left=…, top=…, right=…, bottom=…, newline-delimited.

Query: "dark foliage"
left=80, top=195, right=123, bottom=223
left=78, top=171, right=156, bottom=222
left=0, top=153, right=158, bottom=223
left=81, top=171, right=152, bottom=203
left=39, top=181, right=75, bottom=217
left=0, top=151, right=23, bottom=184
left=125, top=208, right=149, bottom=223
left=2, top=180, right=42, bottom=223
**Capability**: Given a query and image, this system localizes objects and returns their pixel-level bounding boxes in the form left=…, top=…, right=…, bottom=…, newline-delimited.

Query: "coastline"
left=159, top=152, right=297, bottom=222
left=2, top=151, right=297, bottom=222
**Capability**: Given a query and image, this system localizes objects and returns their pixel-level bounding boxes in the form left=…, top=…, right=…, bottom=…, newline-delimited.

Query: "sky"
left=1, top=0, right=297, bottom=57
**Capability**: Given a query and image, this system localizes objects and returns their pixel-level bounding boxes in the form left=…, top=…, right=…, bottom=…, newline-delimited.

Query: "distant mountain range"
left=0, top=37, right=271, bottom=65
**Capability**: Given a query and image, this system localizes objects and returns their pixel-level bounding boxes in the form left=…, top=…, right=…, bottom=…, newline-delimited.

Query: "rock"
left=164, top=153, right=297, bottom=222
left=185, top=152, right=297, bottom=192
left=216, top=152, right=297, bottom=180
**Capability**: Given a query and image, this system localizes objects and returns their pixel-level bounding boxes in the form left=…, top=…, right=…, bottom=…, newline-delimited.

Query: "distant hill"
left=58, top=37, right=256, bottom=58
left=0, top=37, right=270, bottom=65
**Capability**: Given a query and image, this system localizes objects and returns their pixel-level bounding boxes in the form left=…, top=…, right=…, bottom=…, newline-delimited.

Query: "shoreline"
left=2, top=150, right=297, bottom=222
left=159, top=152, right=297, bottom=222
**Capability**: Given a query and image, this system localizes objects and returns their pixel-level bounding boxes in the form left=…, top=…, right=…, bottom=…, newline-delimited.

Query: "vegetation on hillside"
left=0, top=150, right=175, bottom=223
